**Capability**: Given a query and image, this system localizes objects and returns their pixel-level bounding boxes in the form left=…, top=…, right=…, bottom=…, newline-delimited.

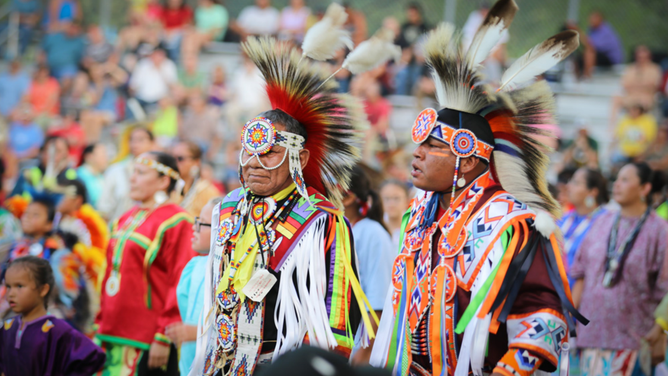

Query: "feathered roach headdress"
left=412, top=0, right=579, bottom=232
left=239, top=3, right=399, bottom=207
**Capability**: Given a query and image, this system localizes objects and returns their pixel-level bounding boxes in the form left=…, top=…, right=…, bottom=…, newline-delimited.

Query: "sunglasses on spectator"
left=175, top=155, right=194, bottom=162
left=194, top=217, right=211, bottom=232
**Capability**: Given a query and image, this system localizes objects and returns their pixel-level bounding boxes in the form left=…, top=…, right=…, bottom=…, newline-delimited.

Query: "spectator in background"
left=362, top=80, right=393, bottom=162
left=41, top=20, right=85, bottom=83
left=643, top=123, right=668, bottom=174
left=160, top=0, right=193, bottom=62
left=236, top=0, right=280, bottom=37
left=611, top=45, right=661, bottom=125
left=379, top=179, right=410, bottom=253
left=343, top=166, right=394, bottom=365
left=556, top=167, right=577, bottom=212
left=613, top=104, right=657, bottom=165
left=558, top=168, right=608, bottom=287
left=7, top=0, right=41, bottom=56
left=83, top=25, right=114, bottom=66
left=182, top=0, right=229, bottom=56
left=171, top=141, right=220, bottom=217
left=46, top=0, right=80, bottom=31
left=98, top=127, right=154, bottom=222
left=0, top=60, right=31, bottom=118
left=279, top=0, right=310, bottom=42
left=10, top=135, right=74, bottom=198
left=8, top=103, right=43, bottom=163
left=562, top=128, right=599, bottom=170
left=152, top=96, right=180, bottom=148
left=580, top=11, right=623, bottom=79
left=26, top=64, right=60, bottom=121
left=572, top=162, right=668, bottom=375
left=343, top=3, right=367, bottom=46
left=207, top=64, right=227, bottom=107
left=225, top=52, right=270, bottom=133
left=395, top=2, right=429, bottom=49
left=79, top=62, right=120, bottom=142
left=46, top=113, right=86, bottom=164
left=178, top=93, right=222, bottom=159
left=177, top=54, right=205, bottom=100
left=129, top=46, right=178, bottom=114
left=76, top=143, right=108, bottom=209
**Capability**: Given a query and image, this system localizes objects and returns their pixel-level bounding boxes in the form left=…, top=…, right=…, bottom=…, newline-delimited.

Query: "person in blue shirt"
left=76, top=143, right=108, bottom=209
left=8, top=103, right=44, bottom=161
left=166, top=196, right=222, bottom=376
left=0, top=60, right=30, bottom=117
left=343, top=165, right=395, bottom=365
left=41, top=21, right=85, bottom=82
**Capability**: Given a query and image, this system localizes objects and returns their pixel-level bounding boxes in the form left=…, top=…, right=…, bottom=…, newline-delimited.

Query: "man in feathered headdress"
left=190, top=35, right=380, bottom=375
left=369, top=1, right=587, bottom=376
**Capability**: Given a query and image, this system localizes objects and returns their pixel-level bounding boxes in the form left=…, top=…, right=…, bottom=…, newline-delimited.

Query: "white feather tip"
left=301, top=3, right=352, bottom=61
left=465, top=0, right=518, bottom=67
left=342, top=28, right=401, bottom=74
left=534, top=209, right=557, bottom=238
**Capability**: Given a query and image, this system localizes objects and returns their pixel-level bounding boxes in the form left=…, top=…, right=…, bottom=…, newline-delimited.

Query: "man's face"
left=241, top=122, right=298, bottom=197
left=41, top=139, right=69, bottom=169
left=21, top=203, right=52, bottom=237
left=411, top=137, right=457, bottom=192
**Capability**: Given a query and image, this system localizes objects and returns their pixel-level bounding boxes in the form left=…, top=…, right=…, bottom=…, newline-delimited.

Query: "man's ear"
left=299, top=149, right=310, bottom=171
left=459, top=156, right=480, bottom=174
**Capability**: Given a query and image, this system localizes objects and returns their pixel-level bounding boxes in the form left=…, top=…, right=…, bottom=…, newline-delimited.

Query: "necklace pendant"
left=106, top=272, right=120, bottom=296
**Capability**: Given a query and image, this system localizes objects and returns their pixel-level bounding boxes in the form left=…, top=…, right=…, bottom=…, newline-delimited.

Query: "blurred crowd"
left=2, top=0, right=668, bottom=375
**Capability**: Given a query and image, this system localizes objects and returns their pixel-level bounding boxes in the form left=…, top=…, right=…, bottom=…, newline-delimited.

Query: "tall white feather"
left=301, top=3, right=353, bottom=61
left=342, top=28, right=401, bottom=74
left=499, top=30, right=579, bottom=91
left=465, top=0, right=518, bottom=68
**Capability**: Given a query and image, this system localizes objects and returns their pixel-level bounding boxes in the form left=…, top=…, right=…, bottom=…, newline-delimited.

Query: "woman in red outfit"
left=95, top=152, right=194, bottom=376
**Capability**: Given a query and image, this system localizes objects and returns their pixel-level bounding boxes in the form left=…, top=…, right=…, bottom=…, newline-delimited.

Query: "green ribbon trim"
left=96, top=333, right=151, bottom=350
left=455, top=226, right=513, bottom=334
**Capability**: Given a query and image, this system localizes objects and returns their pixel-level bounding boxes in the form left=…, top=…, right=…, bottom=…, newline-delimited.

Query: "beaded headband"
left=136, top=157, right=181, bottom=180
left=239, top=117, right=309, bottom=200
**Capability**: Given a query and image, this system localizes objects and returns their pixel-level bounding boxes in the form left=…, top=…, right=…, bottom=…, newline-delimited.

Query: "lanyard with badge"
left=602, top=207, right=650, bottom=288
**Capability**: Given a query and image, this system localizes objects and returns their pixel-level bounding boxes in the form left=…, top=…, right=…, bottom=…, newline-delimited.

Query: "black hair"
left=407, top=1, right=423, bottom=13
left=581, top=168, right=609, bottom=205
left=79, top=143, right=98, bottom=167
left=258, top=109, right=308, bottom=141
left=61, top=178, right=88, bottom=204
left=0, top=159, right=4, bottom=192
left=177, top=140, right=203, bottom=160
left=148, top=151, right=180, bottom=193
left=130, top=126, right=155, bottom=142
left=557, top=166, right=577, bottom=185
left=8, top=256, right=55, bottom=309
left=31, top=197, right=56, bottom=223
left=628, top=162, right=659, bottom=205
left=40, top=135, right=69, bottom=153
left=348, top=165, right=389, bottom=233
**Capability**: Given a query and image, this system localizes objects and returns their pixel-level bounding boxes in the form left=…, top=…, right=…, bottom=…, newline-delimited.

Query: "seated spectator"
left=279, top=0, right=310, bottom=42
left=236, top=0, right=280, bottom=37
left=129, top=46, right=178, bottom=114
left=579, top=11, right=623, bottom=78
left=76, top=143, right=107, bottom=209
left=5, top=0, right=41, bottom=56
left=178, top=93, right=222, bottom=158
left=362, top=80, right=393, bottom=162
left=152, top=96, right=180, bottom=148
left=225, top=52, right=270, bottom=132
left=128, top=0, right=162, bottom=25
left=160, top=0, right=193, bottom=62
left=79, top=63, right=119, bottom=142
left=82, top=24, right=114, bottom=66
left=10, top=135, right=73, bottom=199
left=40, top=20, right=85, bottom=83
left=47, top=113, right=86, bottom=164
left=8, top=103, right=43, bottom=162
left=177, top=54, right=205, bottom=99
left=642, top=123, right=668, bottom=174
left=613, top=104, right=658, bottom=164
left=0, top=203, right=21, bottom=262
left=562, top=128, right=600, bottom=170
left=207, top=64, right=227, bottom=107
left=26, top=64, right=60, bottom=121
left=612, top=45, right=661, bottom=124
left=60, top=71, right=90, bottom=115
left=46, top=0, right=80, bottom=31
left=343, top=3, right=368, bottom=47
left=182, top=0, right=229, bottom=56
left=0, top=60, right=31, bottom=118
left=395, top=2, right=429, bottom=49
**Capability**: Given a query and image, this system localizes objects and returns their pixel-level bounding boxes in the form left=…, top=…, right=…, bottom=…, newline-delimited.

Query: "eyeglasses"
left=194, top=217, right=211, bottom=232
left=175, top=155, right=194, bottom=162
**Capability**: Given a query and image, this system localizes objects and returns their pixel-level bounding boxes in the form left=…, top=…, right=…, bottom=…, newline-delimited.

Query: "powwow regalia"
left=191, top=4, right=398, bottom=375
left=369, top=1, right=587, bottom=375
